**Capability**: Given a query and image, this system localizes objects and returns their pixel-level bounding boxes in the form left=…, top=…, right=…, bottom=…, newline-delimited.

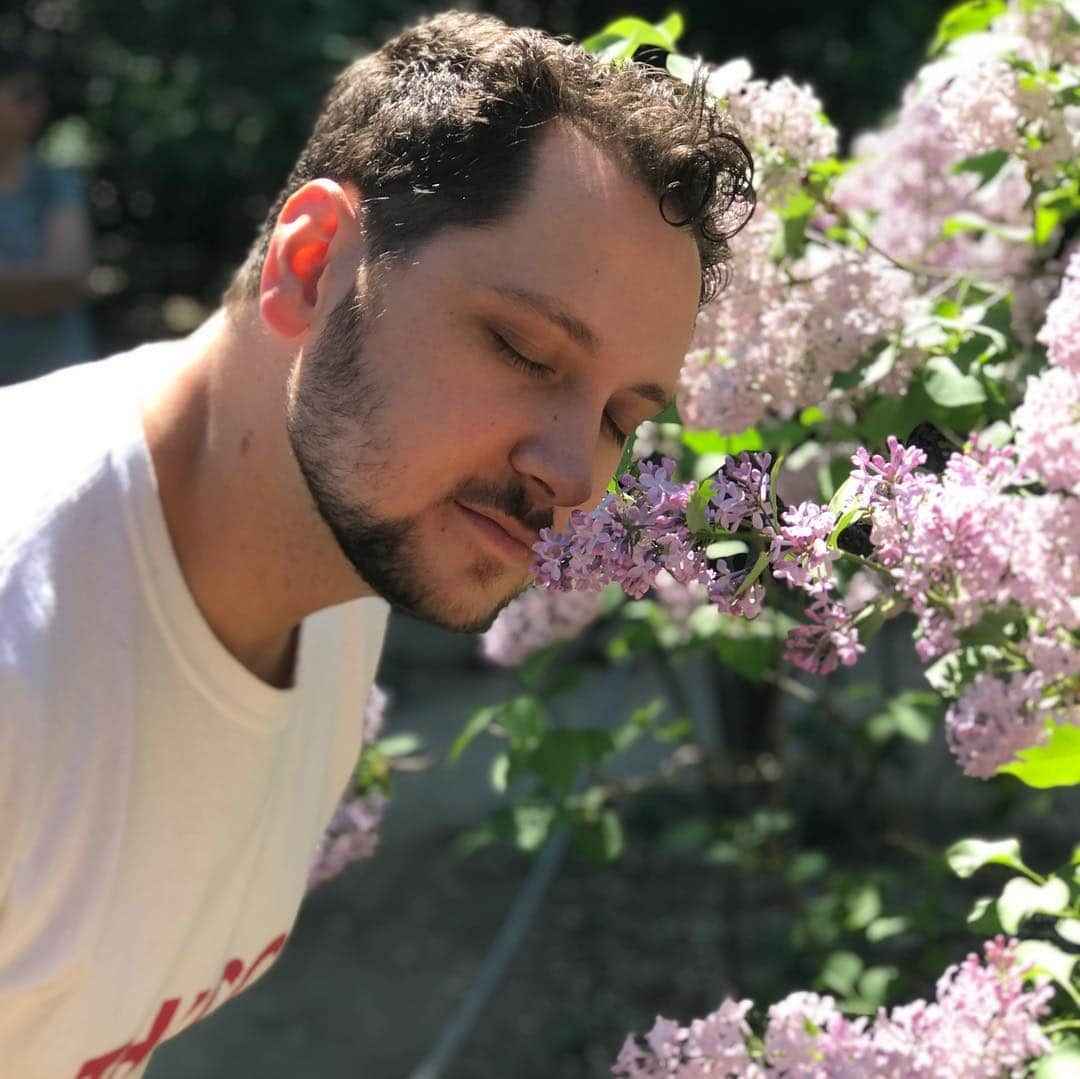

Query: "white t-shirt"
left=0, top=343, right=389, bottom=1078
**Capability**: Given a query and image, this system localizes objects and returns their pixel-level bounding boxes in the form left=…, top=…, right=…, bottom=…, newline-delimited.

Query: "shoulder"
left=0, top=346, right=170, bottom=556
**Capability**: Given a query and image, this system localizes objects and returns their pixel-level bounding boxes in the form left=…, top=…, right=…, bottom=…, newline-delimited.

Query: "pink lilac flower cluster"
left=846, top=426, right=1080, bottom=777
left=832, top=81, right=1032, bottom=282
left=531, top=455, right=863, bottom=673
left=481, top=587, right=605, bottom=667
left=1015, top=247, right=1080, bottom=493
left=533, top=456, right=759, bottom=615
left=306, top=684, right=389, bottom=891
left=613, top=937, right=1053, bottom=1078
left=722, top=74, right=838, bottom=203
left=678, top=3, right=1077, bottom=438
left=679, top=218, right=912, bottom=434
left=923, top=33, right=1078, bottom=184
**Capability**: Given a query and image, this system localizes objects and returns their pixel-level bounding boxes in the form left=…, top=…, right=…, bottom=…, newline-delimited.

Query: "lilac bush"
left=470, top=2, right=1080, bottom=1074
left=614, top=938, right=1054, bottom=1078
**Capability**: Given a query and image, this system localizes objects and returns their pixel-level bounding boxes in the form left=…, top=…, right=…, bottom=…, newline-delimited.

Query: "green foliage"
left=580, top=13, right=684, bottom=60
left=998, top=724, right=1080, bottom=788
left=946, top=836, right=1030, bottom=878
left=864, top=691, right=941, bottom=744
left=353, top=731, right=423, bottom=796
left=1033, top=1041, right=1080, bottom=1079
left=997, top=876, right=1071, bottom=934
left=929, top=0, right=1008, bottom=56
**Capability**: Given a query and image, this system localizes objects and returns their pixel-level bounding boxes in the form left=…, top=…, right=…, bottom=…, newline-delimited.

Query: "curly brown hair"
left=224, top=11, right=754, bottom=309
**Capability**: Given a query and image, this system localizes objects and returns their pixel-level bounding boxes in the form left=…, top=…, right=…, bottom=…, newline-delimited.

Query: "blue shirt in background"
left=0, top=154, right=95, bottom=386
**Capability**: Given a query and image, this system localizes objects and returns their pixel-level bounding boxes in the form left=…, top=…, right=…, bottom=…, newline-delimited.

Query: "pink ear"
left=256, top=180, right=355, bottom=340
left=258, top=243, right=309, bottom=339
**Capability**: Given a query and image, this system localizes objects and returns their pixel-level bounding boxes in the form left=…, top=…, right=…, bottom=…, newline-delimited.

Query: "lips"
left=456, top=501, right=538, bottom=563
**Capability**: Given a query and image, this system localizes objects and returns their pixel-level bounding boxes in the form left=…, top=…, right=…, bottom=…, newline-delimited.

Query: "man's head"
left=226, top=12, right=754, bottom=632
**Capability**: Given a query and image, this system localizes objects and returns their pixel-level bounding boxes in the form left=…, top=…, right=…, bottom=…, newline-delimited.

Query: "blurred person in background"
left=0, top=46, right=94, bottom=386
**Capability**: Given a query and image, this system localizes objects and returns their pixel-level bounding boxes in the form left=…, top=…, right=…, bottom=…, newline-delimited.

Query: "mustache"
left=448, top=478, right=555, bottom=536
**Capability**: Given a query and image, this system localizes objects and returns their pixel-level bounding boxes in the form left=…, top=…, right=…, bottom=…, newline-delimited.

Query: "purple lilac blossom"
left=481, top=587, right=605, bottom=667
left=613, top=937, right=1053, bottom=1078
left=945, top=671, right=1050, bottom=779
left=306, top=684, right=389, bottom=891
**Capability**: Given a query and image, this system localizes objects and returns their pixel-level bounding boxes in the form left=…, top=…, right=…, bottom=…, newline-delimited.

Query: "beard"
left=285, top=281, right=551, bottom=633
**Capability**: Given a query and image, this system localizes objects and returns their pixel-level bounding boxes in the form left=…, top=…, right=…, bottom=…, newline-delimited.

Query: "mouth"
left=455, top=501, right=537, bottom=565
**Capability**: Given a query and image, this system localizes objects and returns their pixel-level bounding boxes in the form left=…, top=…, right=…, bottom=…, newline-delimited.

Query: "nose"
left=509, top=411, right=596, bottom=512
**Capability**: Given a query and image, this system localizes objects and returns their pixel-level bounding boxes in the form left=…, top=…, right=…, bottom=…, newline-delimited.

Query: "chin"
left=401, top=571, right=531, bottom=635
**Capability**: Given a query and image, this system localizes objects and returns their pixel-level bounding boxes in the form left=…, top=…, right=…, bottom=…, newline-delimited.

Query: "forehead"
left=416, top=122, right=702, bottom=392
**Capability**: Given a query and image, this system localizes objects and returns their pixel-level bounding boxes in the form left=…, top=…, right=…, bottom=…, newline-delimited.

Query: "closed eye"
left=489, top=329, right=550, bottom=378
left=489, top=328, right=627, bottom=445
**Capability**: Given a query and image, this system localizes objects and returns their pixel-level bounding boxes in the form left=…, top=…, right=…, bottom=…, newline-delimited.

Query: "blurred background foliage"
left=1, top=0, right=952, bottom=355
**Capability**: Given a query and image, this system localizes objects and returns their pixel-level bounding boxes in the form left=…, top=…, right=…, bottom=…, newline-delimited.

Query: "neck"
left=139, top=307, right=376, bottom=688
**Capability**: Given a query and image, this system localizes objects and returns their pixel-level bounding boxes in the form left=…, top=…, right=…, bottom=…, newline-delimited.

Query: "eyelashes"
left=488, top=329, right=628, bottom=444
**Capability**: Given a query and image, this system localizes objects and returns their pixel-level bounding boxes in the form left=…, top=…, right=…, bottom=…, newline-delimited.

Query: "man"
left=0, top=12, right=752, bottom=1076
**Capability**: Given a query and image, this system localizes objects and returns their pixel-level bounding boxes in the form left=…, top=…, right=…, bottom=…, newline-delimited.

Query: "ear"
left=258, top=179, right=360, bottom=340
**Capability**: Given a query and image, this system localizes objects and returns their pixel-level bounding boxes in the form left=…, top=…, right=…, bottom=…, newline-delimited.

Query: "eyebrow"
left=492, top=285, right=599, bottom=352
left=490, top=285, right=675, bottom=413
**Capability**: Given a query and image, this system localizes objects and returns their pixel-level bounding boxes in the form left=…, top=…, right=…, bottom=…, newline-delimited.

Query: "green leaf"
left=998, top=723, right=1080, bottom=788
left=940, top=212, right=1030, bottom=243
left=1035, top=201, right=1063, bottom=247
left=828, top=504, right=867, bottom=549
left=819, top=951, right=862, bottom=995
left=734, top=549, right=769, bottom=598
left=714, top=632, right=780, bottom=684
left=375, top=732, right=422, bottom=757
left=686, top=477, right=715, bottom=536
left=654, top=12, right=685, bottom=44
left=682, top=426, right=764, bottom=456
left=966, top=896, right=998, bottom=930
left=609, top=436, right=637, bottom=492
left=946, top=837, right=1030, bottom=879
left=997, top=876, right=1071, bottom=934
left=499, top=696, right=546, bottom=744
left=1057, top=919, right=1080, bottom=947
left=529, top=728, right=615, bottom=794
left=704, top=58, right=753, bottom=99
left=612, top=698, right=666, bottom=752
left=772, top=190, right=817, bottom=261
left=827, top=473, right=862, bottom=516
left=951, top=149, right=1010, bottom=189
left=866, top=915, right=911, bottom=942
left=787, top=850, right=829, bottom=885
left=1032, top=1041, right=1080, bottom=1079
left=922, top=356, right=987, bottom=408
left=856, top=966, right=898, bottom=1009
left=449, top=706, right=499, bottom=762
left=707, top=540, right=749, bottom=559
left=1014, top=940, right=1079, bottom=1002
left=571, top=808, right=624, bottom=863
left=924, top=645, right=1002, bottom=698
left=844, top=883, right=883, bottom=931
left=510, top=803, right=558, bottom=852
left=865, top=691, right=940, bottom=744
left=954, top=603, right=1026, bottom=648
left=580, top=14, right=683, bottom=60
left=929, top=0, right=1007, bottom=56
